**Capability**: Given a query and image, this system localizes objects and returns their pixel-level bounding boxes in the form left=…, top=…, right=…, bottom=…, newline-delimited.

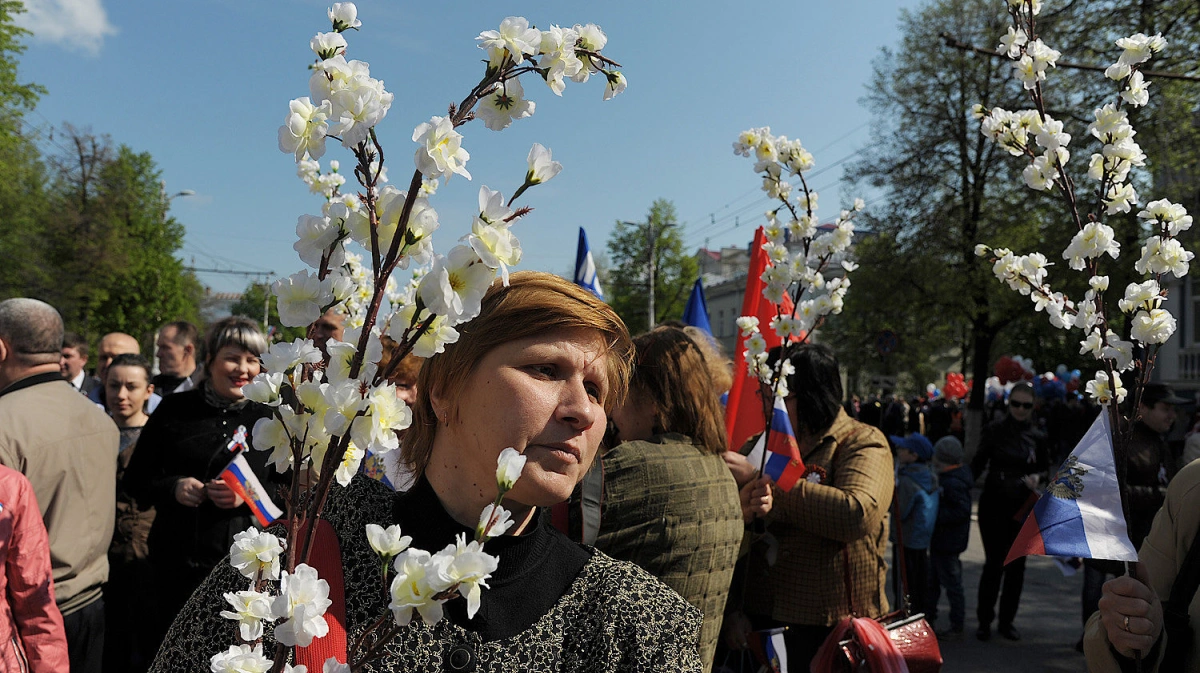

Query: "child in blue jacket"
left=893, top=432, right=939, bottom=617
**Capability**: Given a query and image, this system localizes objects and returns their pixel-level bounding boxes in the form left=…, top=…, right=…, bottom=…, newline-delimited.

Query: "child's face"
left=898, top=447, right=918, bottom=464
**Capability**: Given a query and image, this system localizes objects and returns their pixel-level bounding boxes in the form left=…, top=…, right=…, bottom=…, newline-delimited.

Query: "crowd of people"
left=0, top=282, right=1198, bottom=672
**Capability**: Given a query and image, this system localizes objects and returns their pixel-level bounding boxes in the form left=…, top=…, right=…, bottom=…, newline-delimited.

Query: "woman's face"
left=431, top=327, right=611, bottom=509
left=207, top=345, right=262, bottom=400
left=106, top=365, right=153, bottom=422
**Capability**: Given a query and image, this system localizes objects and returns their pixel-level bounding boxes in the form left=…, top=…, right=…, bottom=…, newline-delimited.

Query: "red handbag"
left=821, top=495, right=943, bottom=673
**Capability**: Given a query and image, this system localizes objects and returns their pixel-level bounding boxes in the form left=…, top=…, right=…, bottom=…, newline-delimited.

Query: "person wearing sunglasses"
left=970, top=381, right=1050, bottom=643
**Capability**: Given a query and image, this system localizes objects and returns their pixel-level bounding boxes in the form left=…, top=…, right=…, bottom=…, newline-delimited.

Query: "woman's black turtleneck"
left=392, top=477, right=590, bottom=641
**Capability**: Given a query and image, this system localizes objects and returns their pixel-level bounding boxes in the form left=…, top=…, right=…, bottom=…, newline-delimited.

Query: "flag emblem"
left=1047, top=456, right=1086, bottom=500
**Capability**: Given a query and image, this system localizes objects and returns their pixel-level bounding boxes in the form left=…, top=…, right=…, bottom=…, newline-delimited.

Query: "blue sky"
left=19, top=0, right=922, bottom=294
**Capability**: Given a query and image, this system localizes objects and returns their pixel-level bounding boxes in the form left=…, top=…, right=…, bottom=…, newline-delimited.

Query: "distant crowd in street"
left=0, top=288, right=1197, bottom=672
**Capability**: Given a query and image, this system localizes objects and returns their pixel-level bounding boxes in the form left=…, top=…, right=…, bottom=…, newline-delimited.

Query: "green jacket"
left=595, top=434, right=744, bottom=673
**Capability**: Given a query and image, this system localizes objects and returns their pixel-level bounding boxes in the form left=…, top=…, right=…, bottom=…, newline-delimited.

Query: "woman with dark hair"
left=101, top=353, right=158, bottom=672
left=731, top=343, right=894, bottom=671
left=149, top=272, right=703, bottom=672
left=123, top=317, right=277, bottom=648
left=598, top=327, right=768, bottom=672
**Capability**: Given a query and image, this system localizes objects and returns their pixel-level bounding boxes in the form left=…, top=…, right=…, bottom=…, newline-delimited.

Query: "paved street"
left=892, top=494, right=1091, bottom=673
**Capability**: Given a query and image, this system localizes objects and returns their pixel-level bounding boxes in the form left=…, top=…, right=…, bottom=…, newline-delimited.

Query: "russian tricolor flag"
left=745, top=396, right=807, bottom=491
left=1006, top=410, right=1137, bottom=564
left=220, top=452, right=284, bottom=527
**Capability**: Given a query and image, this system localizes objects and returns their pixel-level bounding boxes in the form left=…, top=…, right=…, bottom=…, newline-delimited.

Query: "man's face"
left=96, top=334, right=140, bottom=382
left=60, top=347, right=86, bottom=379
left=312, top=310, right=346, bottom=350
left=155, top=327, right=194, bottom=376
left=1140, top=400, right=1178, bottom=435
left=1008, top=391, right=1035, bottom=422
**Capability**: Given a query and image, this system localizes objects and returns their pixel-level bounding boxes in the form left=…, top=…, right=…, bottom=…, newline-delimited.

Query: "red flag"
left=725, top=227, right=796, bottom=452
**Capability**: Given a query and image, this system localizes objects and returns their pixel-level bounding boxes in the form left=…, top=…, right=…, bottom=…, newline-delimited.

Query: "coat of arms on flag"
left=1006, top=411, right=1137, bottom=564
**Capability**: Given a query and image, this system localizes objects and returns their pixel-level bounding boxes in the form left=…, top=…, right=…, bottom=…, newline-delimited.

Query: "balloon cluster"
left=993, top=354, right=1036, bottom=384
left=943, top=372, right=970, bottom=400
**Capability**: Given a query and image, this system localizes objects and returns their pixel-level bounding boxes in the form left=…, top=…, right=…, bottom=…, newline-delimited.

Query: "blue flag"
left=574, top=227, right=603, bottom=299
left=681, top=278, right=713, bottom=335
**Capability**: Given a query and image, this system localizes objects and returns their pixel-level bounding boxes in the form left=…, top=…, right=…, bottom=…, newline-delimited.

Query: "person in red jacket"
left=0, top=463, right=69, bottom=671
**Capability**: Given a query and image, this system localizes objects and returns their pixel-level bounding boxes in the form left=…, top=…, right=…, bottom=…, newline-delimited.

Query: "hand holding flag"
left=744, top=396, right=806, bottom=491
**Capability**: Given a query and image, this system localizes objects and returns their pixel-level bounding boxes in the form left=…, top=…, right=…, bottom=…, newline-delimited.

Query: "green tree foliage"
left=231, top=282, right=306, bottom=342
left=36, top=126, right=202, bottom=343
left=0, top=1, right=48, bottom=299
left=605, top=199, right=699, bottom=335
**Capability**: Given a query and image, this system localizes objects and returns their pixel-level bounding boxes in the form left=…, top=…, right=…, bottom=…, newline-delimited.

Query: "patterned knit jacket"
left=149, top=475, right=703, bottom=672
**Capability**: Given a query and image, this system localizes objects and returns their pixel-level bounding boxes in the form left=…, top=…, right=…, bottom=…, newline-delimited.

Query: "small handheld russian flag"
left=745, top=396, right=807, bottom=491
left=1006, top=410, right=1136, bottom=564
left=220, top=452, right=283, bottom=528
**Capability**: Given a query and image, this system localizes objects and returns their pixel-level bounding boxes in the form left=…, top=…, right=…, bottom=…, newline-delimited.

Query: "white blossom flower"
left=334, top=441, right=364, bottom=487
left=999, top=26, right=1028, bottom=58
left=1086, top=371, right=1126, bottom=405
left=1103, top=182, right=1139, bottom=215
left=1034, top=117, right=1071, bottom=151
left=272, top=564, right=332, bottom=648
left=571, top=23, right=608, bottom=83
left=366, top=524, right=412, bottom=560
left=229, top=529, right=285, bottom=581
left=477, top=78, right=534, bottom=131
left=496, top=448, right=526, bottom=491
left=278, top=98, right=332, bottom=162
left=1138, top=199, right=1193, bottom=236
left=210, top=644, right=273, bottom=673
left=328, top=3, right=360, bottom=32
left=1102, top=334, right=1135, bottom=371
left=525, top=143, right=562, bottom=186
left=322, top=659, right=348, bottom=673
left=274, top=271, right=334, bottom=327
left=431, top=534, right=499, bottom=619
left=1131, top=308, right=1177, bottom=344
left=311, top=32, right=347, bottom=60
left=735, top=316, right=759, bottom=336
left=1114, top=32, right=1167, bottom=69
left=293, top=214, right=343, bottom=270
left=1080, top=329, right=1104, bottom=358
left=1091, top=275, right=1110, bottom=292
left=603, top=71, right=627, bottom=100
left=412, top=116, right=471, bottom=181
left=1121, top=71, right=1151, bottom=107
left=537, top=25, right=583, bottom=95
left=262, top=339, right=322, bottom=377
left=220, top=590, right=274, bottom=641
left=467, top=218, right=522, bottom=284
left=252, top=411, right=296, bottom=474
left=477, top=17, right=541, bottom=65
left=745, top=333, right=767, bottom=356
left=350, top=384, right=411, bottom=454
left=477, top=503, right=514, bottom=540
left=1089, top=104, right=1133, bottom=143
left=1118, top=279, right=1162, bottom=313
left=389, top=549, right=448, bottom=626
left=1022, top=154, right=1058, bottom=191
left=243, top=372, right=285, bottom=407
left=418, top=246, right=495, bottom=324
left=1135, top=236, right=1193, bottom=277
left=1062, top=222, right=1120, bottom=270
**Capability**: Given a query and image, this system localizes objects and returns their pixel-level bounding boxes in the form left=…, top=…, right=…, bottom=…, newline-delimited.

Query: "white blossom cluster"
left=731, top=127, right=863, bottom=398
left=215, top=5, right=625, bottom=671
left=212, top=450, right=527, bottom=673
left=973, top=1, right=1189, bottom=406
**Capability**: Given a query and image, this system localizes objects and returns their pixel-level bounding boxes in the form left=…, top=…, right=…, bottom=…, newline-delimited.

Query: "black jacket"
left=931, top=463, right=974, bottom=555
left=971, top=415, right=1049, bottom=513
left=122, top=389, right=278, bottom=573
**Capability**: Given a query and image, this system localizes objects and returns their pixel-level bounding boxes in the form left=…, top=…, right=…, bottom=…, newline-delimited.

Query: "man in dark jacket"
left=971, top=382, right=1049, bottom=642
left=927, top=435, right=973, bottom=640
